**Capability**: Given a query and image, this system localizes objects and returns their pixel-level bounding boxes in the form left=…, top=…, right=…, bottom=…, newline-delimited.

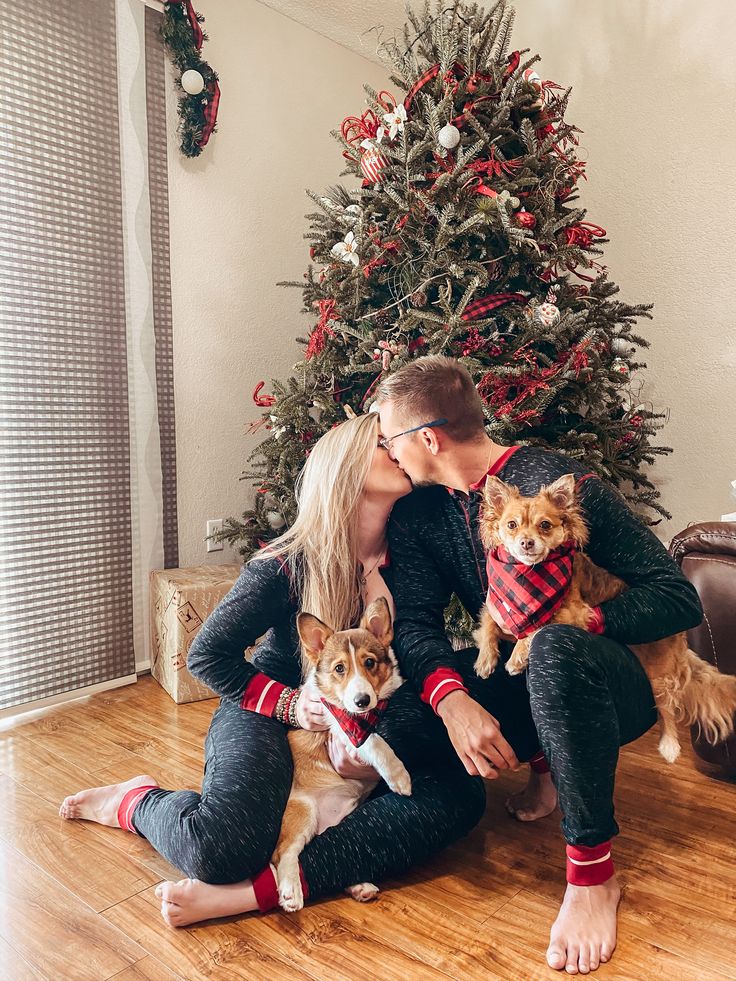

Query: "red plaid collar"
left=321, top=698, right=389, bottom=748
left=486, top=541, right=577, bottom=639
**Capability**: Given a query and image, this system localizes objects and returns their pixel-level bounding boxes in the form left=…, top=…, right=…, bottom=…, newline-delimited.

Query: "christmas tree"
left=222, top=0, right=670, bottom=561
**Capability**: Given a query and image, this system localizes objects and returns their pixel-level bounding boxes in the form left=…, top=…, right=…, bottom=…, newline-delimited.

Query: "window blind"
left=0, top=0, right=135, bottom=710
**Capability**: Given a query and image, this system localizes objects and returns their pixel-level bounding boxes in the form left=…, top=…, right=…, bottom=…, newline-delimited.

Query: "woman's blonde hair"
left=252, top=413, right=379, bottom=632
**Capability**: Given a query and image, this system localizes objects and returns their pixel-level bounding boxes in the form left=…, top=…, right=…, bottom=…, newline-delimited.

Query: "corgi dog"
left=271, top=596, right=410, bottom=913
left=473, top=473, right=736, bottom=763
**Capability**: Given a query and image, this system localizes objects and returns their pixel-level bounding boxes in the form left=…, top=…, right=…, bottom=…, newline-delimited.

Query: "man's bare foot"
left=506, top=769, right=558, bottom=821
left=58, top=774, right=156, bottom=827
left=546, top=876, right=621, bottom=974
left=155, top=878, right=258, bottom=927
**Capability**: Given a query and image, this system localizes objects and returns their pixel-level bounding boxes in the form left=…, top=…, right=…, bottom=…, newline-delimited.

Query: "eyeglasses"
left=378, top=418, right=448, bottom=453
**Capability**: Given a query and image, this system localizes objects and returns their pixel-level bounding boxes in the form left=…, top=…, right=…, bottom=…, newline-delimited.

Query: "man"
left=375, top=355, right=702, bottom=975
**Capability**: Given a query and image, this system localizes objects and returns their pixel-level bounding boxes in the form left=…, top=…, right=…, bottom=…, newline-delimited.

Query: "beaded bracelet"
left=287, top=688, right=300, bottom=728
left=274, top=686, right=301, bottom=728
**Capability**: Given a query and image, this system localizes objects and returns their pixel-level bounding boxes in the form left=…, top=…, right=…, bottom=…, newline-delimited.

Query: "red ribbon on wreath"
left=165, top=0, right=203, bottom=50
left=198, top=76, right=220, bottom=149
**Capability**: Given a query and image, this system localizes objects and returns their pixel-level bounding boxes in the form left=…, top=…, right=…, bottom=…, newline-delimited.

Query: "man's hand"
left=437, top=690, right=520, bottom=778
left=327, top=732, right=380, bottom=780
left=294, top=681, right=330, bottom=731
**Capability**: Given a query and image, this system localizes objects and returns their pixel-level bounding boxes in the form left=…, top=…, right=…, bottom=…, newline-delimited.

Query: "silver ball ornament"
left=181, top=69, right=205, bottom=95
left=438, top=124, right=461, bottom=150
left=611, top=337, right=635, bottom=356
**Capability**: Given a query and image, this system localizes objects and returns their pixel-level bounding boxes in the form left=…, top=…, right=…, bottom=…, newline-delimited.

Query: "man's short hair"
left=376, top=355, right=487, bottom=443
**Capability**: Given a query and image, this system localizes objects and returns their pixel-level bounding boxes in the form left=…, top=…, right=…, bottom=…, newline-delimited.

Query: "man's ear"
left=483, top=475, right=515, bottom=515
left=419, top=426, right=441, bottom=457
left=359, top=597, right=393, bottom=648
left=543, top=473, right=577, bottom=511
left=296, top=612, right=334, bottom=663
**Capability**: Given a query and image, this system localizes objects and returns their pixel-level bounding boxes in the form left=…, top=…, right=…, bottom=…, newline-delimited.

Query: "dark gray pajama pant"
left=133, top=624, right=656, bottom=890
left=132, top=687, right=488, bottom=893
left=453, top=624, right=658, bottom=848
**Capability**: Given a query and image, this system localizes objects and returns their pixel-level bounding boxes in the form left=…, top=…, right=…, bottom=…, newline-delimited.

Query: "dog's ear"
left=483, top=475, right=515, bottom=515
left=543, top=473, right=577, bottom=511
left=296, top=612, right=333, bottom=663
left=360, top=596, right=393, bottom=648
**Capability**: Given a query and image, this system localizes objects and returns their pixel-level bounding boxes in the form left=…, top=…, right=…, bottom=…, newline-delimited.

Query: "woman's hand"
left=327, top=732, right=380, bottom=780
left=294, top=681, right=330, bottom=731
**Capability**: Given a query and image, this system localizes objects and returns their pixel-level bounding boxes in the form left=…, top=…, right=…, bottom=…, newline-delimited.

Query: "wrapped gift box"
left=150, top=564, right=243, bottom=703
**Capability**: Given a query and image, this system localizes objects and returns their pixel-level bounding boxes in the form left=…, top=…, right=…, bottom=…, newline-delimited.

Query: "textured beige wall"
left=164, top=0, right=389, bottom=565
left=169, top=0, right=736, bottom=566
left=509, top=0, right=736, bottom=535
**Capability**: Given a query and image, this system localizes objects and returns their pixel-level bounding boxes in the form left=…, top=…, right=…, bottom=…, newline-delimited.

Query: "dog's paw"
left=658, top=734, right=681, bottom=764
left=505, top=659, right=525, bottom=676
left=386, top=766, right=412, bottom=797
left=278, top=875, right=304, bottom=913
left=345, top=882, right=380, bottom=903
left=473, top=651, right=496, bottom=679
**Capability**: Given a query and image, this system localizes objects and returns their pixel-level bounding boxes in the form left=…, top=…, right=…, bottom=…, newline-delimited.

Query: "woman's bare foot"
left=58, top=774, right=156, bottom=826
left=156, top=878, right=258, bottom=928
left=546, top=876, right=621, bottom=974
left=506, top=769, right=558, bottom=821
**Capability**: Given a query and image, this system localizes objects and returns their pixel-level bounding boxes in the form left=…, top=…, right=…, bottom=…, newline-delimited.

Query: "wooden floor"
left=0, top=676, right=734, bottom=981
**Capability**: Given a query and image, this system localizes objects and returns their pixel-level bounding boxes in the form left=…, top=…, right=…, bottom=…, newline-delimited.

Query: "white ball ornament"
left=181, top=69, right=205, bottom=95
left=266, top=511, right=286, bottom=531
left=438, top=123, right=461, bottom=150
left=533, top=302, right=561, bottom=328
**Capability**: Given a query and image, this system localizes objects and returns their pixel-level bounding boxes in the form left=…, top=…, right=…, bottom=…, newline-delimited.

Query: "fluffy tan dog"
left=474, top=474, right=736, bottom=763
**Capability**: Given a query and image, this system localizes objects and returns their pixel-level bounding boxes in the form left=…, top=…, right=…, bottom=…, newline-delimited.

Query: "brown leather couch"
left=669, top=522, right=736, bottom=774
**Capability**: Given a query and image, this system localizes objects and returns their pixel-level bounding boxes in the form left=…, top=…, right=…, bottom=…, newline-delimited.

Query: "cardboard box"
left=150, top=565, right=243, bottom=703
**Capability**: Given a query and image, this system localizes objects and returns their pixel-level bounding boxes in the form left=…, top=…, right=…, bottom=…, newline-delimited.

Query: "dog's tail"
left=675, top=651, right=736, bottom=745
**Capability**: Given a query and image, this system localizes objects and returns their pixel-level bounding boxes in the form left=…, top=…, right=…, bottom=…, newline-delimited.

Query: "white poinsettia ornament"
left=377, top=103, right=407, bottom=142
left=331, top=231, right=359, bottom=266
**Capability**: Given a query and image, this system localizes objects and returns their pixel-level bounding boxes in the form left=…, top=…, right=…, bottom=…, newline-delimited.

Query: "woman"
left=60, top=413, right=486, bottom=927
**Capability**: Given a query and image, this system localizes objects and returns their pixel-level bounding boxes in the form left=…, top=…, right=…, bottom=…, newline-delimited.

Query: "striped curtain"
left=0, top=0, right=178, bottom=714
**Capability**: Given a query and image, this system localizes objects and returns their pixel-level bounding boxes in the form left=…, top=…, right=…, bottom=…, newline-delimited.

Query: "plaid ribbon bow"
left=321, top=698, right=389, bottom=748
left=485, top=541, right=577, bottom=639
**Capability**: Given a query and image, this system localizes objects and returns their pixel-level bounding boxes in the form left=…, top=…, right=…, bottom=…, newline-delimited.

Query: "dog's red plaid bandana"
left=485, top=541, right=577, bottom=638
left=321, top=698, right=389, bottom=748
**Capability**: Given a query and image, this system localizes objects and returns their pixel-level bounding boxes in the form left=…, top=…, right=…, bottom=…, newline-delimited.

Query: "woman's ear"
left=360, top=596, right=393, bottom=648
left=296, top=612, right=333, bottom=662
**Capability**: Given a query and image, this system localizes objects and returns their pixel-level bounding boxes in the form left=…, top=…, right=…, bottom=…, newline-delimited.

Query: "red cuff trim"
left=587, top=606, right=605, bottom=635
left=529, top=750, right=551, bottom=774
left=566, top=842, right=615, bottom=886
left=421, top=668, right=468, bottom=715
left=117, top=784, right=159, bottom=833
left=252, top=864, right=279, bottom=911
left=240, top=673, right=287, bottom=716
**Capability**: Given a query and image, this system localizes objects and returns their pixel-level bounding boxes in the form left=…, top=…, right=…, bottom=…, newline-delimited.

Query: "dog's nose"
left=354, top=693, right=370, bottom=709
left=521, top=538, right=535, bottom=551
